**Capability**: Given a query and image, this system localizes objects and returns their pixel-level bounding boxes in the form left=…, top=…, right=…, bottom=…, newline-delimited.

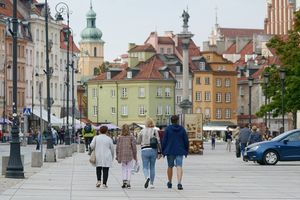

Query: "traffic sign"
left=23, top=108, right=31, bottom=116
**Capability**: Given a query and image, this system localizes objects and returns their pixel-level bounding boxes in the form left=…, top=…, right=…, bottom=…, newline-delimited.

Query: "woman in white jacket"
left=90, top=125, right=114, bottom=188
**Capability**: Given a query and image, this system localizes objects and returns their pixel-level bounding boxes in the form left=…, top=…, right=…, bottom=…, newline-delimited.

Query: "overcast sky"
left=47, top=0, right=266, bottom=61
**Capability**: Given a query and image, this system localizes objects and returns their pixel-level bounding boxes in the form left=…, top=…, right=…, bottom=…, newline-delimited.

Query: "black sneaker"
left=127, top=184, right=131, bottom=189
left=167, top=182, right=172, bottom=189
left=177, top=184, right=183, bottom=190
left=121, top=183, right=127, bottom=188
left=144, top=178, right=150, bottom=188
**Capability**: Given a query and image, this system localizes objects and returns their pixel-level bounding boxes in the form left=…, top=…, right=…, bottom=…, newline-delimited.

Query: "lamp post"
left=6, top=0, right=24, bottom=178
left=263, top=73, right=270, bottom=127
left=248, top=76, right=254, bottom=125
left=279, top=68, right=286, bottom=132
left=44, top=0, right=54, bottom=150
left=2, top=64, right=10, bottom=133
left=56, top=2, right=71, bottom=145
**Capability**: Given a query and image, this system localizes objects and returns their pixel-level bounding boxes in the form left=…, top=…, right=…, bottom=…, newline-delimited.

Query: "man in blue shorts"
left=162, top=115, right=189, bottom=190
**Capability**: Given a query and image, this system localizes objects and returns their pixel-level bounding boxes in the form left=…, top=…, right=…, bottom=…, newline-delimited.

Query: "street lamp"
left=2, top=64, right=11, bottom=134
left=6, top=0, right=24, bottom=178
left=56, top=2, right=71, bottom=145
left=44, top=0, right=54, bottom=150
left=248, top=76, right=254, bottom=125
left=279, top=68, right=286, bottom=132
left=263, top=73, right=270, bottom=127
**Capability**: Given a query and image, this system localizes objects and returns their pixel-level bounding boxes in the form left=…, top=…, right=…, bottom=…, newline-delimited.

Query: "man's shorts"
left=167, top=155, right=183, bottom=168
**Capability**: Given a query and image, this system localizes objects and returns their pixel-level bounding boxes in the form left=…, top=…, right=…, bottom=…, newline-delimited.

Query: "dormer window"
left=199, top=62, right=205, bottom=70
left=127, top=71, right=132, bottom=79
left=176, top=66, right=181, bottom=73
left=106, top=71, right=111, bottom=80
left=164, top=71, right=169, bottom=79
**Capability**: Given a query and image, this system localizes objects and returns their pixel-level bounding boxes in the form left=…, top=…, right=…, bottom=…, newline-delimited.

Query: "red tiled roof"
left=91, top=55, right=169, bottom=82
left=220, top=28, right=264, bottom=38
left=128, top=43, right=156, bottom=52
left=158, top=36, right=174, bottom=45
left=224, top=43, right=236, bottom=54
left=0, top=0, right=24, bottom=19
left=60, top=27, right=80, bottom=53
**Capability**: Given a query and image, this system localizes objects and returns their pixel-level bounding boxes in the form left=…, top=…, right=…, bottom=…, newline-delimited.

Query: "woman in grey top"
left=137, top=118, right=161, bottom=189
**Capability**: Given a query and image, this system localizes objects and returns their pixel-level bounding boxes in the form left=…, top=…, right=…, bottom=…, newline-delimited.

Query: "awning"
left=203, top=125, right=228, bottom=131
left=203, top=121, right=237, bottom=131
left=32, top=108, right=63, bottom=125
left=94, top=123, right=119, bottom=130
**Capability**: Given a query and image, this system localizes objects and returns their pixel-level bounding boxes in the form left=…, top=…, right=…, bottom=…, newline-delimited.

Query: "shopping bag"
left=89, top=150, right=96, bottom=165
left=131, top=160, right=140, bottom=174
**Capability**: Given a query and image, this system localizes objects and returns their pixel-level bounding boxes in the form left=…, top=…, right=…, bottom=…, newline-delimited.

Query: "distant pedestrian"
left=116, top=124, right=137, bottom=189
left=225, top=127, right=233, bottom=152
left=36, top=128, right=42, bottom=150
left=137, top=118, right=161, bottom=189
left=52, top=128, right=58, bottom=145
left=248, top=126, right=262, bottom=145
left=211, top=133, right=216, bottom=150
left=90, top=125, right=114, bottom=188
left=82, top=123, right=95, bottom=154
left=238, top=124, right=252, bottom=161
left=162, top=115, right=189, bottom=190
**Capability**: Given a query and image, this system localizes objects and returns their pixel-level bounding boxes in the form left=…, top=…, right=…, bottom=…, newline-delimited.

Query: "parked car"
left=244, top=129, right=300, bottom=165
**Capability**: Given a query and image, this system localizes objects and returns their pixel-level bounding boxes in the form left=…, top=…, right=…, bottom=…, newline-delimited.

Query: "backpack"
left=150, top=129, right=158, bottom=149
left=84, top=125, right=92, bottom=133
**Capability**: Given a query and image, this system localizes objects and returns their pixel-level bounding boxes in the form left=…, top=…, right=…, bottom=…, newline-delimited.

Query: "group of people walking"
left=89, top=115, right=189, bottom=190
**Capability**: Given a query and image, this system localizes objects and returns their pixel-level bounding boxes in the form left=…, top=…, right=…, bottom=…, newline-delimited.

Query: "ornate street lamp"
left=263, top=73, right=270, bottom=127
left=56, top=2, right=71, bottom=145
left=248, top=76, right=254, bottom=125
left=6, top=0, right=24, bottom=178
left=279, top=68, right=286, bottom=132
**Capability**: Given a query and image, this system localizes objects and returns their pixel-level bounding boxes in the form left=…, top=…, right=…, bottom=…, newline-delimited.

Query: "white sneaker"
left=150, top=184, right=155, bottom=189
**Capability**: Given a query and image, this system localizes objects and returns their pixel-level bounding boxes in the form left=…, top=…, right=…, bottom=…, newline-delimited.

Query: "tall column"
left=178, top=10, right=193, bottom=115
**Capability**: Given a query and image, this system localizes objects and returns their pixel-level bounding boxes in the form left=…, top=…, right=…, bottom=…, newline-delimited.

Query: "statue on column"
left=182, top=10, right=190, bottom=26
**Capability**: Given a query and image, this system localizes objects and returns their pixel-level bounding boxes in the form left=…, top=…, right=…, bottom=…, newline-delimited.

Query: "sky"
left=47, top=0, right=266, bottom=61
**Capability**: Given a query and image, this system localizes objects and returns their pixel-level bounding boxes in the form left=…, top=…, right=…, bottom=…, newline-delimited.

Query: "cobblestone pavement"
left=0, top=142, right=299, bottom=200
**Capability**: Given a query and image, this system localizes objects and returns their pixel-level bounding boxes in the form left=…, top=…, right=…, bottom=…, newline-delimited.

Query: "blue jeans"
left=240, top=143, right=247, bottom=157
left=141, top=148, right=157, bottom=184
left=167, top=155, right=183, bottom=168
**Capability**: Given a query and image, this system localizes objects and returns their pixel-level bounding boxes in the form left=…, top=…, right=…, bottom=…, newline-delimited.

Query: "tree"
left=257, top=10, right=300, bottom=129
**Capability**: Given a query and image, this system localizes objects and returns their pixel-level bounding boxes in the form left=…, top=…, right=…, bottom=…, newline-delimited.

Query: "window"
left=196, top=77, right=201, bottom=85
left=205, top=77, right=210, bottom=85
left=225, top=109, right=231, bottom=119
left=111, top=107, right=116, bottom=114
left=165, top=87, right=171, bottom=97
left=106, top=71, right=111, bottom=79
left=167, top=48, right=171, bottom=54
left=164, top=71, right=169, bottom=79
left=195, top=107, right=201, bottom=113
left=199, top=62, right=205, bottom=70
left=239, top=86, right=244, bottom=96
left=225, top=93, right=231, bottom=102
left=176, top=66, right=181, bottom=73
left=188, top=79, right=192, bottom=89
left=127, top=71, right=132, bottom=79
left=216, top=92, right=222, bottom=102
left=94, top=47, right=97, bottom=57
left=204, top=91, right=211, bottom=101
left=165, top=105, right=171, bottom=115
left=285, top=131, right=300, bottom=142
left=92, top=88, right=97, bottom=97
left=176, top=80, right=182, bottom=89
left=216, top=108, right=222, bottom=119
left=157, top=87, right=162, bottom=97
left=93, top=106, right=98, bottom=116
left=240, top=106, right=244, bottom=115
left=36, top=29, right=39, bottom=41
left=139, top=87, right=145, bottom=98
left=195, top=91, right=201, bottom=101
left=225, top=78, right=231, bottom=87
left=205, top=108, right=210, bottom=118
left=176, top=95, right=182, bottom=104
left=111, top=89, right=115, bottom=97
left=55, top=83, right=57, bottom=100
left=121, top=88, right=127, bottom=98
left=121, top=105, right=128, bottom=116
left=156, top=105, right=163, bottom=115
left=139, top=105, right=146, bottom=115
left=160, top=48, right=164, bottom=54
left=216, top=78, right=222, bottom=87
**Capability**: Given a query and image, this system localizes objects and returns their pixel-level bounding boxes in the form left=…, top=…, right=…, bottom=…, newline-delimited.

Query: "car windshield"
left=271, top=129, right=299, bottom=141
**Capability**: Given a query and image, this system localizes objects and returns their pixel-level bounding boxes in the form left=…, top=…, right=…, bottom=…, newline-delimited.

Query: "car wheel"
left=263, top=150, right=279, bottom=165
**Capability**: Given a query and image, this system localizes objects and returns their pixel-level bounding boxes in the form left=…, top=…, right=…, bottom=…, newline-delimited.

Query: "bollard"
left=57, top=146, right=66, bottom=159
left=78, top=143, right=85, bottom=153
left=65, top=146, right=73, bottom=157
left=31, top=151, right=43, bottom=167
left=44, top=149, right=56, bottom=162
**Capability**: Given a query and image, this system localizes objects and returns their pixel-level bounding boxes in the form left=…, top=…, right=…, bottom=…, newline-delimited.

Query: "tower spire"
left=90, top=0, right=93, bottom=9
left=215, top=6, right=218, bottom=26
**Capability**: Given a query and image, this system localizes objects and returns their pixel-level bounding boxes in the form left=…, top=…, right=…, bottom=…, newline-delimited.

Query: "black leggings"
left=96, top=167, right=109, bottom=184
left=85, top=137, right=93, bottom=150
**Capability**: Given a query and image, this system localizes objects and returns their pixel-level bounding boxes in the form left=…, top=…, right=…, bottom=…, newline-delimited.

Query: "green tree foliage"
left=257, top=10, right=300, bottom=128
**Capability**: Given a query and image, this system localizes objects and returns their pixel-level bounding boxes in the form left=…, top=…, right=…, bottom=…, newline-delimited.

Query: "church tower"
left=78, top=1, right=104, bottom=81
